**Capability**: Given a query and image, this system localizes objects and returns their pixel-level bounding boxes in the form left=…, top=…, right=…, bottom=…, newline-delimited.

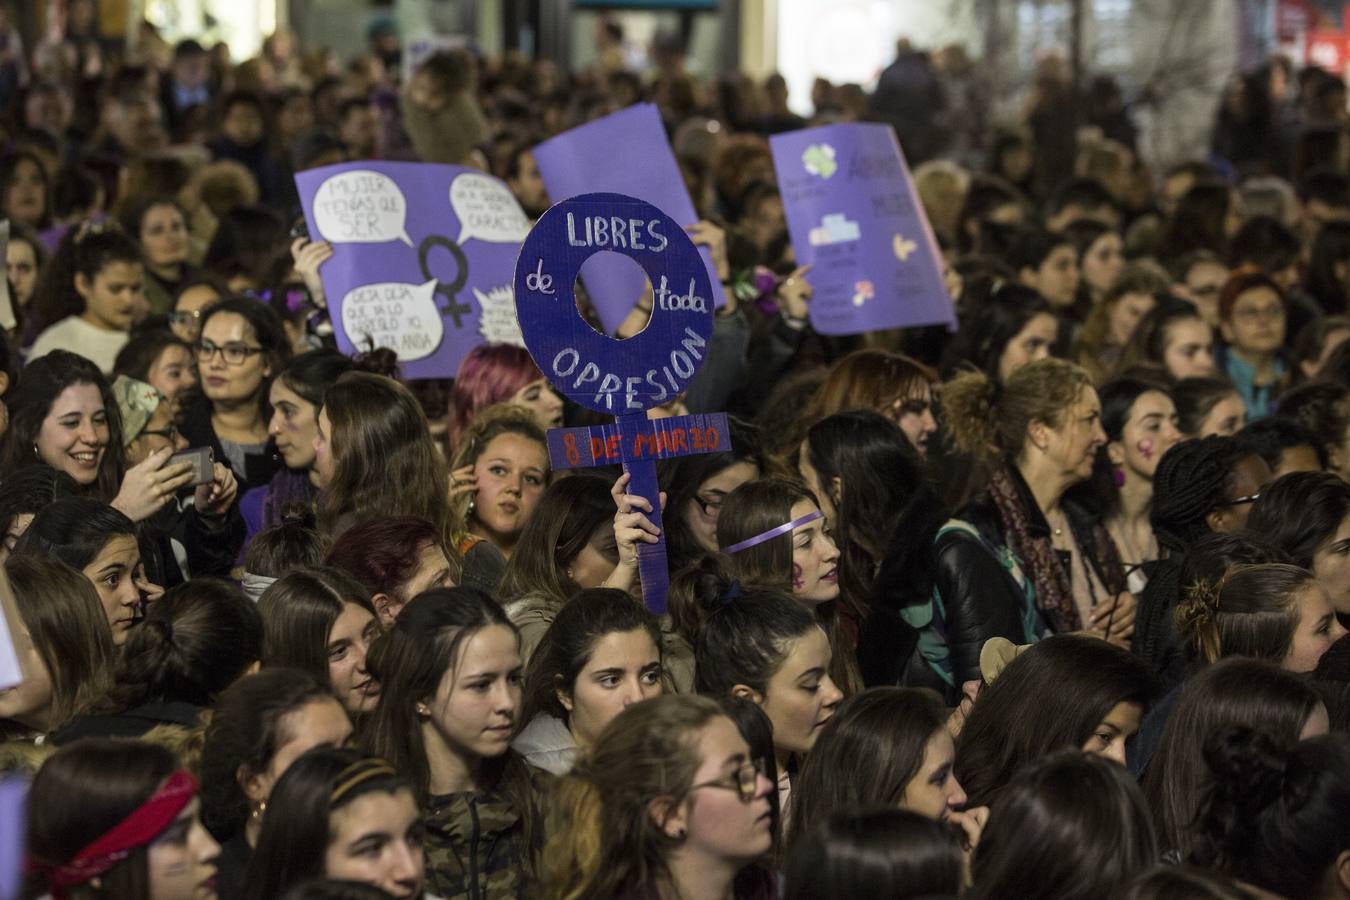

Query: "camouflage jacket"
left=422, top=787, right=528, bottom=900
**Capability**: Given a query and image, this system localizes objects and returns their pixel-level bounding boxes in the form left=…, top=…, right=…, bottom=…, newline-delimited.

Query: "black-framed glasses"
left=169, top=310, right=203, bottom=327
left=687, top=758, right=767, bottom=804
left=692, top=493, right=726, bottom=517
left=1220, top=490, right=1261, bottom=507
left=195, top=340, right=264, bottom=365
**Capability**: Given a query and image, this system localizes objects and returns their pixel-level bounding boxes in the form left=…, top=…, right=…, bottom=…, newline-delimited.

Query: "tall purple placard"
left=296, top=161, right=530, bottom=379
left=514, top=192, right=726, bottom=615
left=531, top=104, right=725, bottom=335
left=770, top=123, right=956, bottom=335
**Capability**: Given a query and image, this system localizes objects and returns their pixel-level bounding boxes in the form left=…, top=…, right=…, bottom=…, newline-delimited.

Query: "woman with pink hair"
left=447, top=344, right=563, bottom=450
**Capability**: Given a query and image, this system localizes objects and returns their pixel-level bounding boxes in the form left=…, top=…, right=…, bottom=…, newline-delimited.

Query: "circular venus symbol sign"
left=513, top=192, right=715, bottom=415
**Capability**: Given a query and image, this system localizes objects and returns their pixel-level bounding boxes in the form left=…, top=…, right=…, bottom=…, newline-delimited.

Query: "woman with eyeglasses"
left=169, top=276, right=226, bottom=345
left=1216, top=271, right=1288, bottom=421
left=181, top=296, right=291, bottom=493
left=654, top=416, right=764, bottom=576
left=543, top=694, right=778, bottom=900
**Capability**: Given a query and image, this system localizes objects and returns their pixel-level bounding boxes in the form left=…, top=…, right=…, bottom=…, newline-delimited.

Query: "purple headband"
left=721, top=510, right=823, bottom=555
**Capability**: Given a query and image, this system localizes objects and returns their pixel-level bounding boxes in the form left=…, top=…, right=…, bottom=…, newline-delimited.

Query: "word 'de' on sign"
left=514, top=192, right=728, bottom=614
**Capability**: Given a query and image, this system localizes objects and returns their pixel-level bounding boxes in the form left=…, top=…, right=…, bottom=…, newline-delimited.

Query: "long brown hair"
left=1174, top=562, right=1312, bottom=666
left=25, top=739, right=179, bottom=900
left=1142, top=657, right=1323, bottom=858
left=359, top=587, right=543, bottom=876
left=317, top=372, right=450, bottom=539
left=542, top=694, right=773, bottom=900
left=786, top=688, right=947, bottom=855
left=3, top=555, right=114, bottom=732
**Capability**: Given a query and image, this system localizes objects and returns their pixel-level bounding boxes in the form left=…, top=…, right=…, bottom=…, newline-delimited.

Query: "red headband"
left=28, top=770, right=198, bottom=897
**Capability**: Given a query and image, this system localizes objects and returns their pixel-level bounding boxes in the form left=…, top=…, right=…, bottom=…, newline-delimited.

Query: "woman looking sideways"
left=787, top=687, right=985, bottom=855
left=1249, top=471, right=1350, bottom=629
left=1119, top=298, right=1217, bottom=381
left=695, top=589, right=844, bottom=821
left=24, top=739, right=220, bottom=900
left=923, top=359, right=1135, bottom=693
left=447, top=343, right=563, bottom=451
left=259, top=567, right=384, bottom=716
left=0, top=555, right=114, bottom=741
left=1093, top=378, right=1184, bottom=591
left=240, top=348, right=395, bottom=545
left=953, top=634, right=1158, bottom=807
left=542, top=694, right=777, bottom=900
left=515, top=588, right=665, bottom=775
left=315, top=371, right=453, bottom=543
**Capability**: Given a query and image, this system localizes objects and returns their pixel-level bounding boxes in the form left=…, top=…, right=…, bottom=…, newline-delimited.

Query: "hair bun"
left=1204, top=725, right=1287, bottom=810
left=352, top=346, right=401, bottom=380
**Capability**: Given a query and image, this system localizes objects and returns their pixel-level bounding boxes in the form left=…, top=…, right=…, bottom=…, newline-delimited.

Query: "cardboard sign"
left=531, top=104, right=726, bottom=334
left=770, top=123, right=957, bottom=335
left=514, top=193, right=727, bottom=614
left=297, top=161, right=529, bottom=379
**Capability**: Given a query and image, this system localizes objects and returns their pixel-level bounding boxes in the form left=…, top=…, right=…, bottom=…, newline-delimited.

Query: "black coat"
left=932, top=465, right=1118, bottom=694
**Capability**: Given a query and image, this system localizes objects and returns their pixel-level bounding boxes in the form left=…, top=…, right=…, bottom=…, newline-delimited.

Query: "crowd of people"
left=0, top=11, right=1349, bottom=900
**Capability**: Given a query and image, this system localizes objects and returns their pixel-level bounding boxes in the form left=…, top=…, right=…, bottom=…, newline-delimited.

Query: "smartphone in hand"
left=169, top=447, right=215, bottom=486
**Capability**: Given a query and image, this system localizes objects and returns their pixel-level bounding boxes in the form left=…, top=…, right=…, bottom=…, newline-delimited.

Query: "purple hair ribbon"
left=721, top=510, right=823, bottom=555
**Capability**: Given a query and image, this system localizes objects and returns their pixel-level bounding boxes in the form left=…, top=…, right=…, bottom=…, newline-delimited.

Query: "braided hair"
left=1150, top=437, right=1247, bottom=555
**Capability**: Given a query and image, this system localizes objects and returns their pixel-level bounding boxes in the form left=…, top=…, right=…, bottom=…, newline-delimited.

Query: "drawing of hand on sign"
left=313, top=170, right=414, bottom=246
left=340, top=280, right=445, bottom=360
left=450, top=173, right=530, bottom=244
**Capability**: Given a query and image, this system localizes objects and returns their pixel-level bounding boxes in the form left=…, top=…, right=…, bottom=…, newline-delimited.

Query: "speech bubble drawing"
left=313, top=170, right=414, bottom=247
left=474, top=284, right=525, bottom=346
left=450, top=173, right=530, bottom=245
left=340, top=280, right=444, bottom=361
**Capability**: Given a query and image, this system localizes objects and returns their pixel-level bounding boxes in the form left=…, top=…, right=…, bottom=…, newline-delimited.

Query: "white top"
left=28, top=316, right=129, bottom=374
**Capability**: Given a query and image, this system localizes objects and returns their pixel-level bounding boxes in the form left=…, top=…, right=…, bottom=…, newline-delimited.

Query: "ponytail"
left=938, top=369, right=1000, bottom=456
left=92, top=578, right=263, bottom=715
left=1175, top=563, right=1310, bottom=666
left=937, top=359, right=1093, bottom=461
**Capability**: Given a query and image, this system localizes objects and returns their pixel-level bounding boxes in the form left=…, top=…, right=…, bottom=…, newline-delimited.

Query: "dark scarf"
left=987, top=459, right=1126, bottom=633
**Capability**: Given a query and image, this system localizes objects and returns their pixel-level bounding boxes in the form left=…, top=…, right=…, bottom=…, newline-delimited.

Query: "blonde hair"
left=542, top=695, right=734, bottom=900
left=938, top=358, right=1093, bottom=459
left=448, top=403, right=550, bottom=542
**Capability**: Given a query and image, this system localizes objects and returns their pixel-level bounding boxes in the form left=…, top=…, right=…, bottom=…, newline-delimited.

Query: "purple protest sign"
left=514, top=192, right=726, bottom=615
left=770, top=123, right=956, bottom=335
left=296, top=161, right=529, bottom=379
left=532, top=103, right=725, bottom=334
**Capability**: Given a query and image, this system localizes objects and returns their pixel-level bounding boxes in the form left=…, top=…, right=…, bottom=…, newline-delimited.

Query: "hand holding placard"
left=513, top=193, right=728, bottom=614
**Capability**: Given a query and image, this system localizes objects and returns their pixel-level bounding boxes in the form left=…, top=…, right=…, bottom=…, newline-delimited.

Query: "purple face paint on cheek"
left=792, top=562, right=804, bottom=591
left=1136, top=438, right=1154, bottom=461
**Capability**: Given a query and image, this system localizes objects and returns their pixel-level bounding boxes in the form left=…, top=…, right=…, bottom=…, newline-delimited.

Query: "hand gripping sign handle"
left=618, top=413, right=670, bottom=616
